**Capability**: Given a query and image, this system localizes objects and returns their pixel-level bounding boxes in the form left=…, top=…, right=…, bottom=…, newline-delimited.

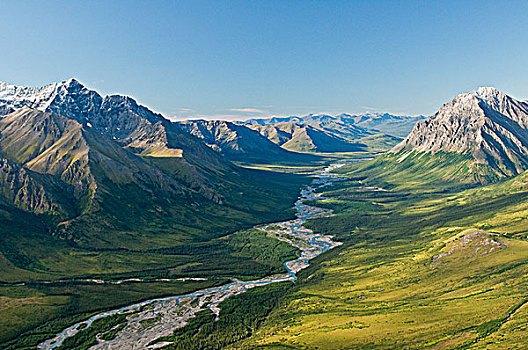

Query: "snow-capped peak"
left=0, top=80, right=61, bottom=110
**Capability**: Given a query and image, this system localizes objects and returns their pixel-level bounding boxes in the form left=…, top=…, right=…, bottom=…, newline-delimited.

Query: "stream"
left=38, top=161, right=350, bottom=350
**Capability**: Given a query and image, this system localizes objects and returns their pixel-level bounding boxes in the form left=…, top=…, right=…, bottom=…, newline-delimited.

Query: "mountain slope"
left=248, top=122, right=367, bottom=153
left=0, top=79, right=310, bottom=250
left=392, top=87, right=528, bottom=178
left=244, top=113, right=417, bottom=152
left=178, top=120, right=307, bottom=161
left=0, top=157, right=59, bottom=214
left=0, top=107, right=94, bottom=195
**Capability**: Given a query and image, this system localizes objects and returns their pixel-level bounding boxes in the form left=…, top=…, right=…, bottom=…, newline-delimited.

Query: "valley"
left=1, top=81, right=528, bottom=350
left=0, top=79, right=326, bottom=348
left=37, top=161, right=349, bottom=350
left=3, top=3, right=527, bottom=349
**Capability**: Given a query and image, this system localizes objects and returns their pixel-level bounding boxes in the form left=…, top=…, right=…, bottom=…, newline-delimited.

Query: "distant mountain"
left=290, top=114, right=374, bottom=141
left=245, top=113, right=424, bottom=138
left=248, top=122, right=367, bottom=153
left=336, top=113, right=427, bottom=138
left=179, top=115, right=404, bottom=158
left=392, top=87, right=528, bottom=178
left=242, top=113, right=416, bottom=153
left=0, top=79, right=304, bottom=249
left=245, top=116, right=304, bottom=125
left=178, top=120, right=308, bottom=161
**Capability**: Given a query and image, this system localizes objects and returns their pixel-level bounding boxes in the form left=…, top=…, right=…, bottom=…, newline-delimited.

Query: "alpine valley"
left=2, top=80, right=528, bottom=350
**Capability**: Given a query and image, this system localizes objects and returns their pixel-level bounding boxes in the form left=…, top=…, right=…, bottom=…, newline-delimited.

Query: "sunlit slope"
left=249, top=122, right=369, bottom=153
left=234, top=165, right=528, bottom=349
left=391, top=87, right=528, bottom=180
left=244, top=113, right=419, bottom=154
left=343, top=151, right=504, bottom=191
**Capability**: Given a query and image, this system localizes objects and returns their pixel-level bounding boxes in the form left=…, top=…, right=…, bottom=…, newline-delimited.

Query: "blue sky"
left=1, top=1, right=528, bottom=120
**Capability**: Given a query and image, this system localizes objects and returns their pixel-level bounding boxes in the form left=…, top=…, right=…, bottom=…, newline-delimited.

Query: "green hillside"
left=145, top=154, right=528, bottom=349
left=224, top=161, right=528, bottom=349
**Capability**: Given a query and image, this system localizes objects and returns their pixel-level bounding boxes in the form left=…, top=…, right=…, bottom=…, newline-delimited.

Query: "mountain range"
left=246, top=122, right=367, bottom=153
left=178, top=120, right=311, bottom=161
left=241, top=113, right=422, bottom=153
left=0, top=79, right=305, bottom=251
left=174, top=112, right=422, bottom=158
left=246, top=112, right=425, bottom=138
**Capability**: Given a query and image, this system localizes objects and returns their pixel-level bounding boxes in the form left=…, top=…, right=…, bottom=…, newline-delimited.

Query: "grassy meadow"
left=220, top=155, right=528, bottom=349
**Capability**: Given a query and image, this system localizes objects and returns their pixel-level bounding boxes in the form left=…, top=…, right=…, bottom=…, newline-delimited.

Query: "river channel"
left=39, top=162, right=349, bottom=350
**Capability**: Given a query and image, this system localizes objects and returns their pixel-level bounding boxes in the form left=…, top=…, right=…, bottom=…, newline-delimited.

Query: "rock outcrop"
left=392, top=87, right=528, bottom=176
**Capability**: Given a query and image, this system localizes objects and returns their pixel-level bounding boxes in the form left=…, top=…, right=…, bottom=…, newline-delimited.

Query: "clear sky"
left=1, top=1, right=528, bottom=120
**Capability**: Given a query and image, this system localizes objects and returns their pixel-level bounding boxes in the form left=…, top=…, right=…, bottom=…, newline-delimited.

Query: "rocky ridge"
left=392, top=87, right=528, bottom=176
left=178, top=119, right=297, bottom=160
left=0, top=79, right=288, bottom=247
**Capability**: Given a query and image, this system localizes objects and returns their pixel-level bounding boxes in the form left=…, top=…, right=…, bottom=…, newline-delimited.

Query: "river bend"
left=39, top=162, right=347, bottom=350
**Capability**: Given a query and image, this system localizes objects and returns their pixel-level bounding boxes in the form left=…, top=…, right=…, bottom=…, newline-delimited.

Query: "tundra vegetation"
left=227, top=156, right=528, bottom=349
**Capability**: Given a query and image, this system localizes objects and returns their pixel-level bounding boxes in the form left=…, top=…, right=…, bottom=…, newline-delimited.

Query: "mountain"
left=178, top=115, right=405, bottom=158
left=335, top=113, right=427, bottom=138
left=247, top=122, right=367, bottom=153
left=245, top=112, right=424, bottom=138
left=177, top=120, right=308, bottom=161
left=1, top=78, right=195, bottom=158
left=392, top=87, right=528, bottom=178
left=0, top=79, right=307, bottom=250
left=243, top=113, right=416, bottom=152
left=0, top=79, right=244, bottom=194
left=243, top=113, right=420, bottom=153
left=291, top=114, right=374, bottom=141
left=245, top=116, right=304, bottom=125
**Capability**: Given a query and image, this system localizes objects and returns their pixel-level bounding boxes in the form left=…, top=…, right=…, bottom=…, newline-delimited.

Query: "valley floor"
left=37, top=164, right=344, bottom=349
left=0, top=158, right=324, bottom=349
